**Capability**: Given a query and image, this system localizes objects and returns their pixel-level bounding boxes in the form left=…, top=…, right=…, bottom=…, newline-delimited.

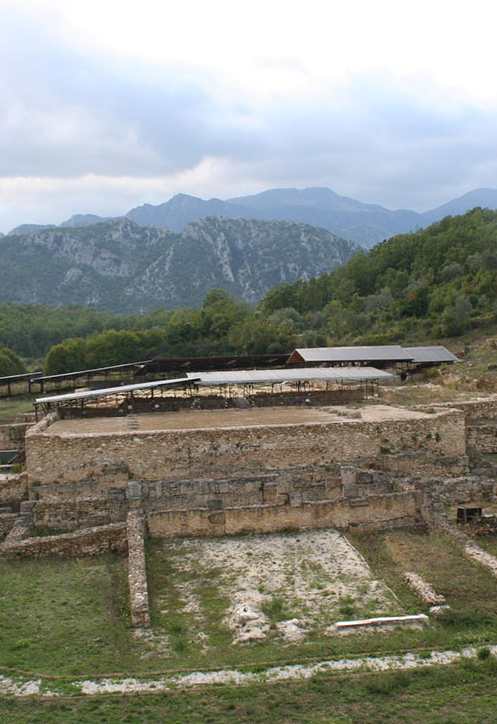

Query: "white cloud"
left=1, top=0, right=497, bottom=230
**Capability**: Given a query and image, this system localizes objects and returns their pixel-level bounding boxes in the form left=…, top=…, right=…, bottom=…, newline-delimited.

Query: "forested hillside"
left=2, top=209, right=497, bottom=374
left=262, top=208, right=497, bottom=342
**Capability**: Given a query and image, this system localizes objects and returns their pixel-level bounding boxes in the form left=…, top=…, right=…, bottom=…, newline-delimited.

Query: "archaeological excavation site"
left=3, top=344, right=497, bottom=696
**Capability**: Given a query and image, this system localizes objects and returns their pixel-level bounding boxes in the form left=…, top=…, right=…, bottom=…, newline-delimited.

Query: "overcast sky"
left=1, top=0, right=497, bottom=231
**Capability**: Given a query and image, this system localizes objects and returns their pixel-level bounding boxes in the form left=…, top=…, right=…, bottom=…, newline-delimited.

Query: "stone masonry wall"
left=0, top=513, right=16, bottom=540
left=147, top=491, right=418, bottom=538
left=26, top=408, right=466, bottom=491
left=32, top=494, right=127, bottom=531
left=435, top=397, right=497, bottom=454
left=0, top=474, right=28, bottom=507
left=127, top=511, right=150, bottom=627
left=0, top=522, right=127, bottom=558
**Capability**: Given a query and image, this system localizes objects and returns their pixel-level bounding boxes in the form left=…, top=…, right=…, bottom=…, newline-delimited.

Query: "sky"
left=1, top=0, right=497, bottom=231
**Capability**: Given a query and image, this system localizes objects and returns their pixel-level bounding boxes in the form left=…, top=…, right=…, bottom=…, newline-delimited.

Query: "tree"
left=441, top=296, right=473, bottom=337
left=0, top=346, right=25, bottom=376
left=44, top=338, right=87, bottom=375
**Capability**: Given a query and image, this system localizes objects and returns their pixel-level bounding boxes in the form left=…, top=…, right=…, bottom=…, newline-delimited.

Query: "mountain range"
left=0, top=217, right=356, bottom=312
left=9, top=186, right=497, bottom=247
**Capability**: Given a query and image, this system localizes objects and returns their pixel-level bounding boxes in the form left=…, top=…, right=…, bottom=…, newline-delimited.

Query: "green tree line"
left=2, top=208, right=497, bottom=374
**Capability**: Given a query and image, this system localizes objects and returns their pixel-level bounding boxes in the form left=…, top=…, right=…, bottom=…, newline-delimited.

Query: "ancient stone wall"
left=0, top=423, right=32, bottom=448
left=467, top=423, right=497, bottom=454
left=26, top=408, right=466, bottom=491
left=0, top=473, right=28, bottom=507
left=127, top=511, right=150, bottom=627
left=0, top=522, right=127, bottom=558
left=147, top=491, right=418, bottom=538
left=435, top=397, right=497, bottom=455
left=413, top=476, right=497, bottom=527
left=0, top=513, right=16, bottom=540
left=32, top=494, right=127, bottom=531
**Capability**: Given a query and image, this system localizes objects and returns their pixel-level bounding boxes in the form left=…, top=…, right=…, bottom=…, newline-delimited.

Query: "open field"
left=2, top=528, right=497, bottom=681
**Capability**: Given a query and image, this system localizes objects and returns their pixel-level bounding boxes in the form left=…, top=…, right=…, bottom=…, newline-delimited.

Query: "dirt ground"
left=153, top=529, right=403, bottom=646
left=45, top=403, right=433, bottom=435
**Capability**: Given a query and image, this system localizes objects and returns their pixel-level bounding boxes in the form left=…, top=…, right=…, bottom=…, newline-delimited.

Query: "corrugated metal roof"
left=404, top=346, right=458, bottom=363
left=36, top=377, right=198, bottom=405
left=187, top=367, right=393, bottom=386
left=142, top=354, right=290, bottom=374
left=290, top=346, right=413, bottom=363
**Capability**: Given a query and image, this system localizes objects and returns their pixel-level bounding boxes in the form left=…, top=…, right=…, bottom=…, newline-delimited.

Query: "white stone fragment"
left=335, top=614, right=428, bottom=631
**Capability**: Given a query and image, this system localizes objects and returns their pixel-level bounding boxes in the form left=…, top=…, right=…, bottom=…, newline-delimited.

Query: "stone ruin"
left=2, top=395, right=497, bottom=628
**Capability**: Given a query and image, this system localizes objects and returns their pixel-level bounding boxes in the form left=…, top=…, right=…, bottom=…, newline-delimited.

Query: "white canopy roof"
left=36, top=377, right=198, bottom=405
left=187, top=367, right=393, bottom=386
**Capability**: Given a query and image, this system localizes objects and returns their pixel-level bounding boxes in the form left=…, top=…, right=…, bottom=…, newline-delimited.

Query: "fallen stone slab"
left=404, top=571, right=445, bottom=605
left=335, top=614, right=428, bottom=631
left=465, top=543, right=497, bottom=577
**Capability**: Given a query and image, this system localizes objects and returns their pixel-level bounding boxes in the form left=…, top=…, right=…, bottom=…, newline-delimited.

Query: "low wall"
left=0, top=522, right=127, bottom=558
left=127, top=511, right=150, bottom=627
left=0, top=473, right=28, bottom=506
left=26, top=408, right=466, bottom=490
left=0, top=513, right=16, bottom=540
left=147, top=491, right=418, bottom=538
left=415, top=476, right=497, bottom=527
left=434, top=397, right=497, bottom=455
left=0, top=423, right=31, bottom=448
left=449, top=396, right=497, bottom=422
left=32, top=494, right=127, bottom=531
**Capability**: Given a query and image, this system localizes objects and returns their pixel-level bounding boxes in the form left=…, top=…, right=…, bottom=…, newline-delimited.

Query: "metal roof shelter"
left=0, top=370, right=43, bottom=398
left=30, top=360, right=152, bottom=394
left=187, top=367, right=393, bottom=386
left=142, top=354, right=290, bottom=375
left=403, top=346, right=458, bottom=364
left=288, top=346, right=413, bottom=366
left=35, top=376, right=199, bottom=414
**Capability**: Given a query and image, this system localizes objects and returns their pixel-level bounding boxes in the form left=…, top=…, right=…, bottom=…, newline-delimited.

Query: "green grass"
left=0, top=397, right=34, bottom=424
left=3, top=659, right=497, bottom=722
left=0, top=554, right=142, bottom=676
left=3, top=529, right=497, bottom=679
left=349, top=529, right=497, bottom=647
left=471, top=534, right=497, bottom=558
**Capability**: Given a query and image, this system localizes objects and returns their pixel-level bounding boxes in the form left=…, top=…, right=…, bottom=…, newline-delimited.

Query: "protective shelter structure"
left=34, top=377, right=199, bottom=418
left=0, top=371, right=42, bottom=398
left=141, top=353, right=290, bottom=375
left=287, top=346, right=413, bottom=368
left=403, top=346, right=459, bottom=366
left=30, top=361, right=151, bottom=395
left=186, top=366, right=393, bottom=402
left=287, top=345, right=458, bottom=371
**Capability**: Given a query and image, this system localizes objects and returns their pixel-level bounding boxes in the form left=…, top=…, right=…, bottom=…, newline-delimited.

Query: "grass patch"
left=349, top=528, right=497, bottom=650
left=0, top=554, right=140, bottom=676
left=0, top=396, right=34, bottom=424
left=262, top=595, right=293, bottom=624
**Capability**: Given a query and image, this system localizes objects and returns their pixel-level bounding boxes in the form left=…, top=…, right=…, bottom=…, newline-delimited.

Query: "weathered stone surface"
left=147, top=491, right=418, bottom=538
left=0, top=513, right=17, bottom=540
left=127, top=511, right=150, bottom=627
left=26, top=407, right=466, bottom=489
left=0, top=473, right=28, bottom=506
left=0, top=522, right=127, bottom=558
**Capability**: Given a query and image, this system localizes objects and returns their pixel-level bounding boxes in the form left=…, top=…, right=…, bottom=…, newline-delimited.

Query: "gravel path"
left=2, top=644, right=496, bottom=697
